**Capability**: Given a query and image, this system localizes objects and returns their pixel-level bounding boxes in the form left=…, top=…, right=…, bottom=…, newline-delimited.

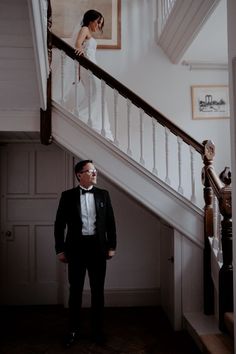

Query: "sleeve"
left=54, top=192, right=67, bottom=254
left=105, top=191, right=117, bottom=250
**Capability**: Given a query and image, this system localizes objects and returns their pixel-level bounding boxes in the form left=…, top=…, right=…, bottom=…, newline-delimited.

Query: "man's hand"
left=107, top=249, right=116, bottom=260
left=57, top=252, right=68, bottom=263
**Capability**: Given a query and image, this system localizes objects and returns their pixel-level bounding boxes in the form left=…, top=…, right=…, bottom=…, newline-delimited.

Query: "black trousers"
left=67, top=237, right=106, bottom=333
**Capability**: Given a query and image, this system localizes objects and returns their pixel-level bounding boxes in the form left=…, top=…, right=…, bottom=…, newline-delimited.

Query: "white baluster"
left=87, top=70, right=92, bottom=127
left=152, top=119, right=158, bottom=175
left=177, top=136, right=183, bottom=194
left=73, top=61, right=79, bottom=115
left=126, top=99, right=132, bottom=156
left=101, top=80, right=106, bottom=137
left=165, top=127, right=171, bottom=185
left=139, top=109, right=145, bottom=166
left=212, top=195, right=219, bottom=248
left=60, top=51, right=66, bottom=105
left=217, top=212, right=223, bottom=263
left=190, top=146, right=196, bottom=203
left=113, top=89, right=119, bottom=146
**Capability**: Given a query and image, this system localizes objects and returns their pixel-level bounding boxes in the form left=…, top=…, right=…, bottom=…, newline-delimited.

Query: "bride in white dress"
left=70, top=9, right=113, bottom=139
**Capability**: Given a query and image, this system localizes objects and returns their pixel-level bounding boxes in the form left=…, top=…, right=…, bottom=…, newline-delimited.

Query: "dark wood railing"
left=202, top=140, right=233, bottom=330
left=48, top=31, right=232, bottom=331
left=51, top=33, right=204, bottom=155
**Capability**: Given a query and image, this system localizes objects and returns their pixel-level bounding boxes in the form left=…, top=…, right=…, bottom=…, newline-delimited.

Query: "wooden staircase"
left=200, top=312, right=234, bottom=354
left=184, top=312, right=234, bottom=354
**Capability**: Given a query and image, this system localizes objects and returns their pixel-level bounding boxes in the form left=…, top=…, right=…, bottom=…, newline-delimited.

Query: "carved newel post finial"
left=201, top=140, right=216, bottom=238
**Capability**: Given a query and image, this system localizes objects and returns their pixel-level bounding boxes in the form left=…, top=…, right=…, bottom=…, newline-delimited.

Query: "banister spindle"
left=152, top=119, right=158, bottom=175
left=101, top=80, right=106, bottom=137
left=73, top=61, right=79, bottom=115
left=139, top=109, right=145, bottom=166
left=127, top=99, right=132, bottom=156
left=212, top=195, right=219, bottom=249
left=60, top=51, right=66, bottom=104
left=217, top=213, right=223, bottom=264
left=87, top=70, right=92, bottom=127
left=165, top=127, right=170, bottom=185
left=190, top=146, right=196, bottom=203
left=113, top=89, right=119, bottom=146
left=177, top=136, right=183, bottom=194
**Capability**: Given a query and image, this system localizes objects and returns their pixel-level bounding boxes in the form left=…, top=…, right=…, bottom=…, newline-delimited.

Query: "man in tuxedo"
left=54, top=159, right=117, bottom=347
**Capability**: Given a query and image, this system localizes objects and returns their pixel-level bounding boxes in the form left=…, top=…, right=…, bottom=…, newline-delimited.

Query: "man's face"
left=77, top=162, right=97, bottom=188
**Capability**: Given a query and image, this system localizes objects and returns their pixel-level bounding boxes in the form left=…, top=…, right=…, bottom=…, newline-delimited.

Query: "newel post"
left=202, top=140, right=215, bottom=314
left=218, top=167, right=233, bottom=331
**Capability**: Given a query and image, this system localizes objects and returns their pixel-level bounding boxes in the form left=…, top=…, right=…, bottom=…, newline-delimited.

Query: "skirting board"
left=63, top=287, right=160, bottom=308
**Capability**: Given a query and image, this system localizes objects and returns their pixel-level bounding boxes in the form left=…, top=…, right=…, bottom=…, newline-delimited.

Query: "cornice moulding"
left=182, top=60, right=228, bottom=71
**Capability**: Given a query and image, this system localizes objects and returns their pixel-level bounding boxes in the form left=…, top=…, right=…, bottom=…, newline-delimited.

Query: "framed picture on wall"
left=51, top=0, right=121, bottom=49
left=191, top=85, right=230, bottom=119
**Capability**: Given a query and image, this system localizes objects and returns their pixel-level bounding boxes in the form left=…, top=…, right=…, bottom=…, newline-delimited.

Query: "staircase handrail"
left=202, top=140, right=232, bottom=330
left=51, top=32, right=204, bottom=155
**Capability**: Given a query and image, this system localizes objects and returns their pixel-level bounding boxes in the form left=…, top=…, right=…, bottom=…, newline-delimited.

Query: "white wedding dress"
left=53, top=34, right=113, bottom=140
left=78, top=37, right=113, bottom=139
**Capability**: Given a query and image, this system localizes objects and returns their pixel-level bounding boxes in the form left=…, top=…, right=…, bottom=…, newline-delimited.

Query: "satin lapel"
left=75, top=187, right=81, bottom=218
left=94, top=188, right=101, bottom=217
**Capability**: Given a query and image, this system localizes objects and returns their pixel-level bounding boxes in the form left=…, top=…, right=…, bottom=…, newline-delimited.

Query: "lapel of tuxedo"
left=94, top=188, right=102, bottom=217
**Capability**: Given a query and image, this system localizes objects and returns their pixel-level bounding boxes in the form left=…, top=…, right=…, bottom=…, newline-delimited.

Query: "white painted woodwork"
left=27, top=0, right=49, bottom=110
left=101, top=80, right=106, bottom=137
left=160, top=223, right=175, bottom=326
left=0, top=143, right=68, bottom=305
left=113, top=89, right=119, bottom=146
left=73, top=61, right=79, bottom=115
left=227, top=2, right=236, bottom=350
left=152, top=119, right=158, bottom=175
left=139, top=109, right=145, bottom=166
left=161, top=223, right=200, bottom=331
left=0, top=0, right=40, bottom=113
left=177, top=136, right=184, bottom=194
left=126, top=99, right=132, bottom=156
left=164, top=127, right=171, bottom=185
left=190, top=146, right=197, bottom=204
left=156, top=0, right=221, bottom=63
left=52, top=102, right=204, bottom=248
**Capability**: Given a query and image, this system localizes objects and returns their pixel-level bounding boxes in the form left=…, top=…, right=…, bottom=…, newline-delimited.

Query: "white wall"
left=227, top=1, right=236, bottom=351
left=0, top=0, right=40, bottom=110
left=0, top=0, right=40, bottom=131
left=97, top=0, right=230, bottom=173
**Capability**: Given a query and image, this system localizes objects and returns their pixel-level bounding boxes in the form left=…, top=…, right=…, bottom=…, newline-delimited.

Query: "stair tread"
left=200, top=333, right=233, bottom=354
left=224, top=312, right=234, bottom=338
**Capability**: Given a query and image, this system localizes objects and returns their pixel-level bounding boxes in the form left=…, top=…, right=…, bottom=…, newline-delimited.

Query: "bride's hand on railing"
left=75, top=47, right=84, bottom=56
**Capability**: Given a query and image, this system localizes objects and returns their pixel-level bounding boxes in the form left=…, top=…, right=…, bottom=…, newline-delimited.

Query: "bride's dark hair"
left=81, top=9, right=104, bottom=31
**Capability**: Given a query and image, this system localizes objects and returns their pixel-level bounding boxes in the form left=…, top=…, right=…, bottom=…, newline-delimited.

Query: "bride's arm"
left=75, top=27, right=89, bottom=55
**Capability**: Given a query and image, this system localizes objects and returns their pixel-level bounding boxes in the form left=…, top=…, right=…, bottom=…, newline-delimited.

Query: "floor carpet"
left=0, top=306, right=202, bottom=354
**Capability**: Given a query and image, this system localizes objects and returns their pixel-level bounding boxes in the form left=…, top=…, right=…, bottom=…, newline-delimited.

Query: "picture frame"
left=51, top=0, right=121, bottom=49
left=191, top=85, right=230, bottom=119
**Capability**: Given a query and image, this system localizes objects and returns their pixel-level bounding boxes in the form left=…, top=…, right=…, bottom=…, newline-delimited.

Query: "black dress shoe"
left=63, top=330, right=79, bottom=348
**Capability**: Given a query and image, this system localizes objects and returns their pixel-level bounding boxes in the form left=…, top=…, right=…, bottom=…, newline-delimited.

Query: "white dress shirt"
left=80, top=187, right=96, bottom=235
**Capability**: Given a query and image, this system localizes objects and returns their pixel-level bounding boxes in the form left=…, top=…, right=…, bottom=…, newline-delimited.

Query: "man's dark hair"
left=74, top=160, right=93, bottom=175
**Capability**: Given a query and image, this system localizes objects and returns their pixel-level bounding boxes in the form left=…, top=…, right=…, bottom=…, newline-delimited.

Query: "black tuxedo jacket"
left=54, top=186, right=117, bottom=257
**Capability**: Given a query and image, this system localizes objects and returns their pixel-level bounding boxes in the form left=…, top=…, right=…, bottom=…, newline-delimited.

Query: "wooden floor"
left=0, top=306, right=202, bottom=354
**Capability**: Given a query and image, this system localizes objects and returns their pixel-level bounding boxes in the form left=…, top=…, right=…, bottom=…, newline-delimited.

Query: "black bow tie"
left=81, top=188, right=94, bottom=195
